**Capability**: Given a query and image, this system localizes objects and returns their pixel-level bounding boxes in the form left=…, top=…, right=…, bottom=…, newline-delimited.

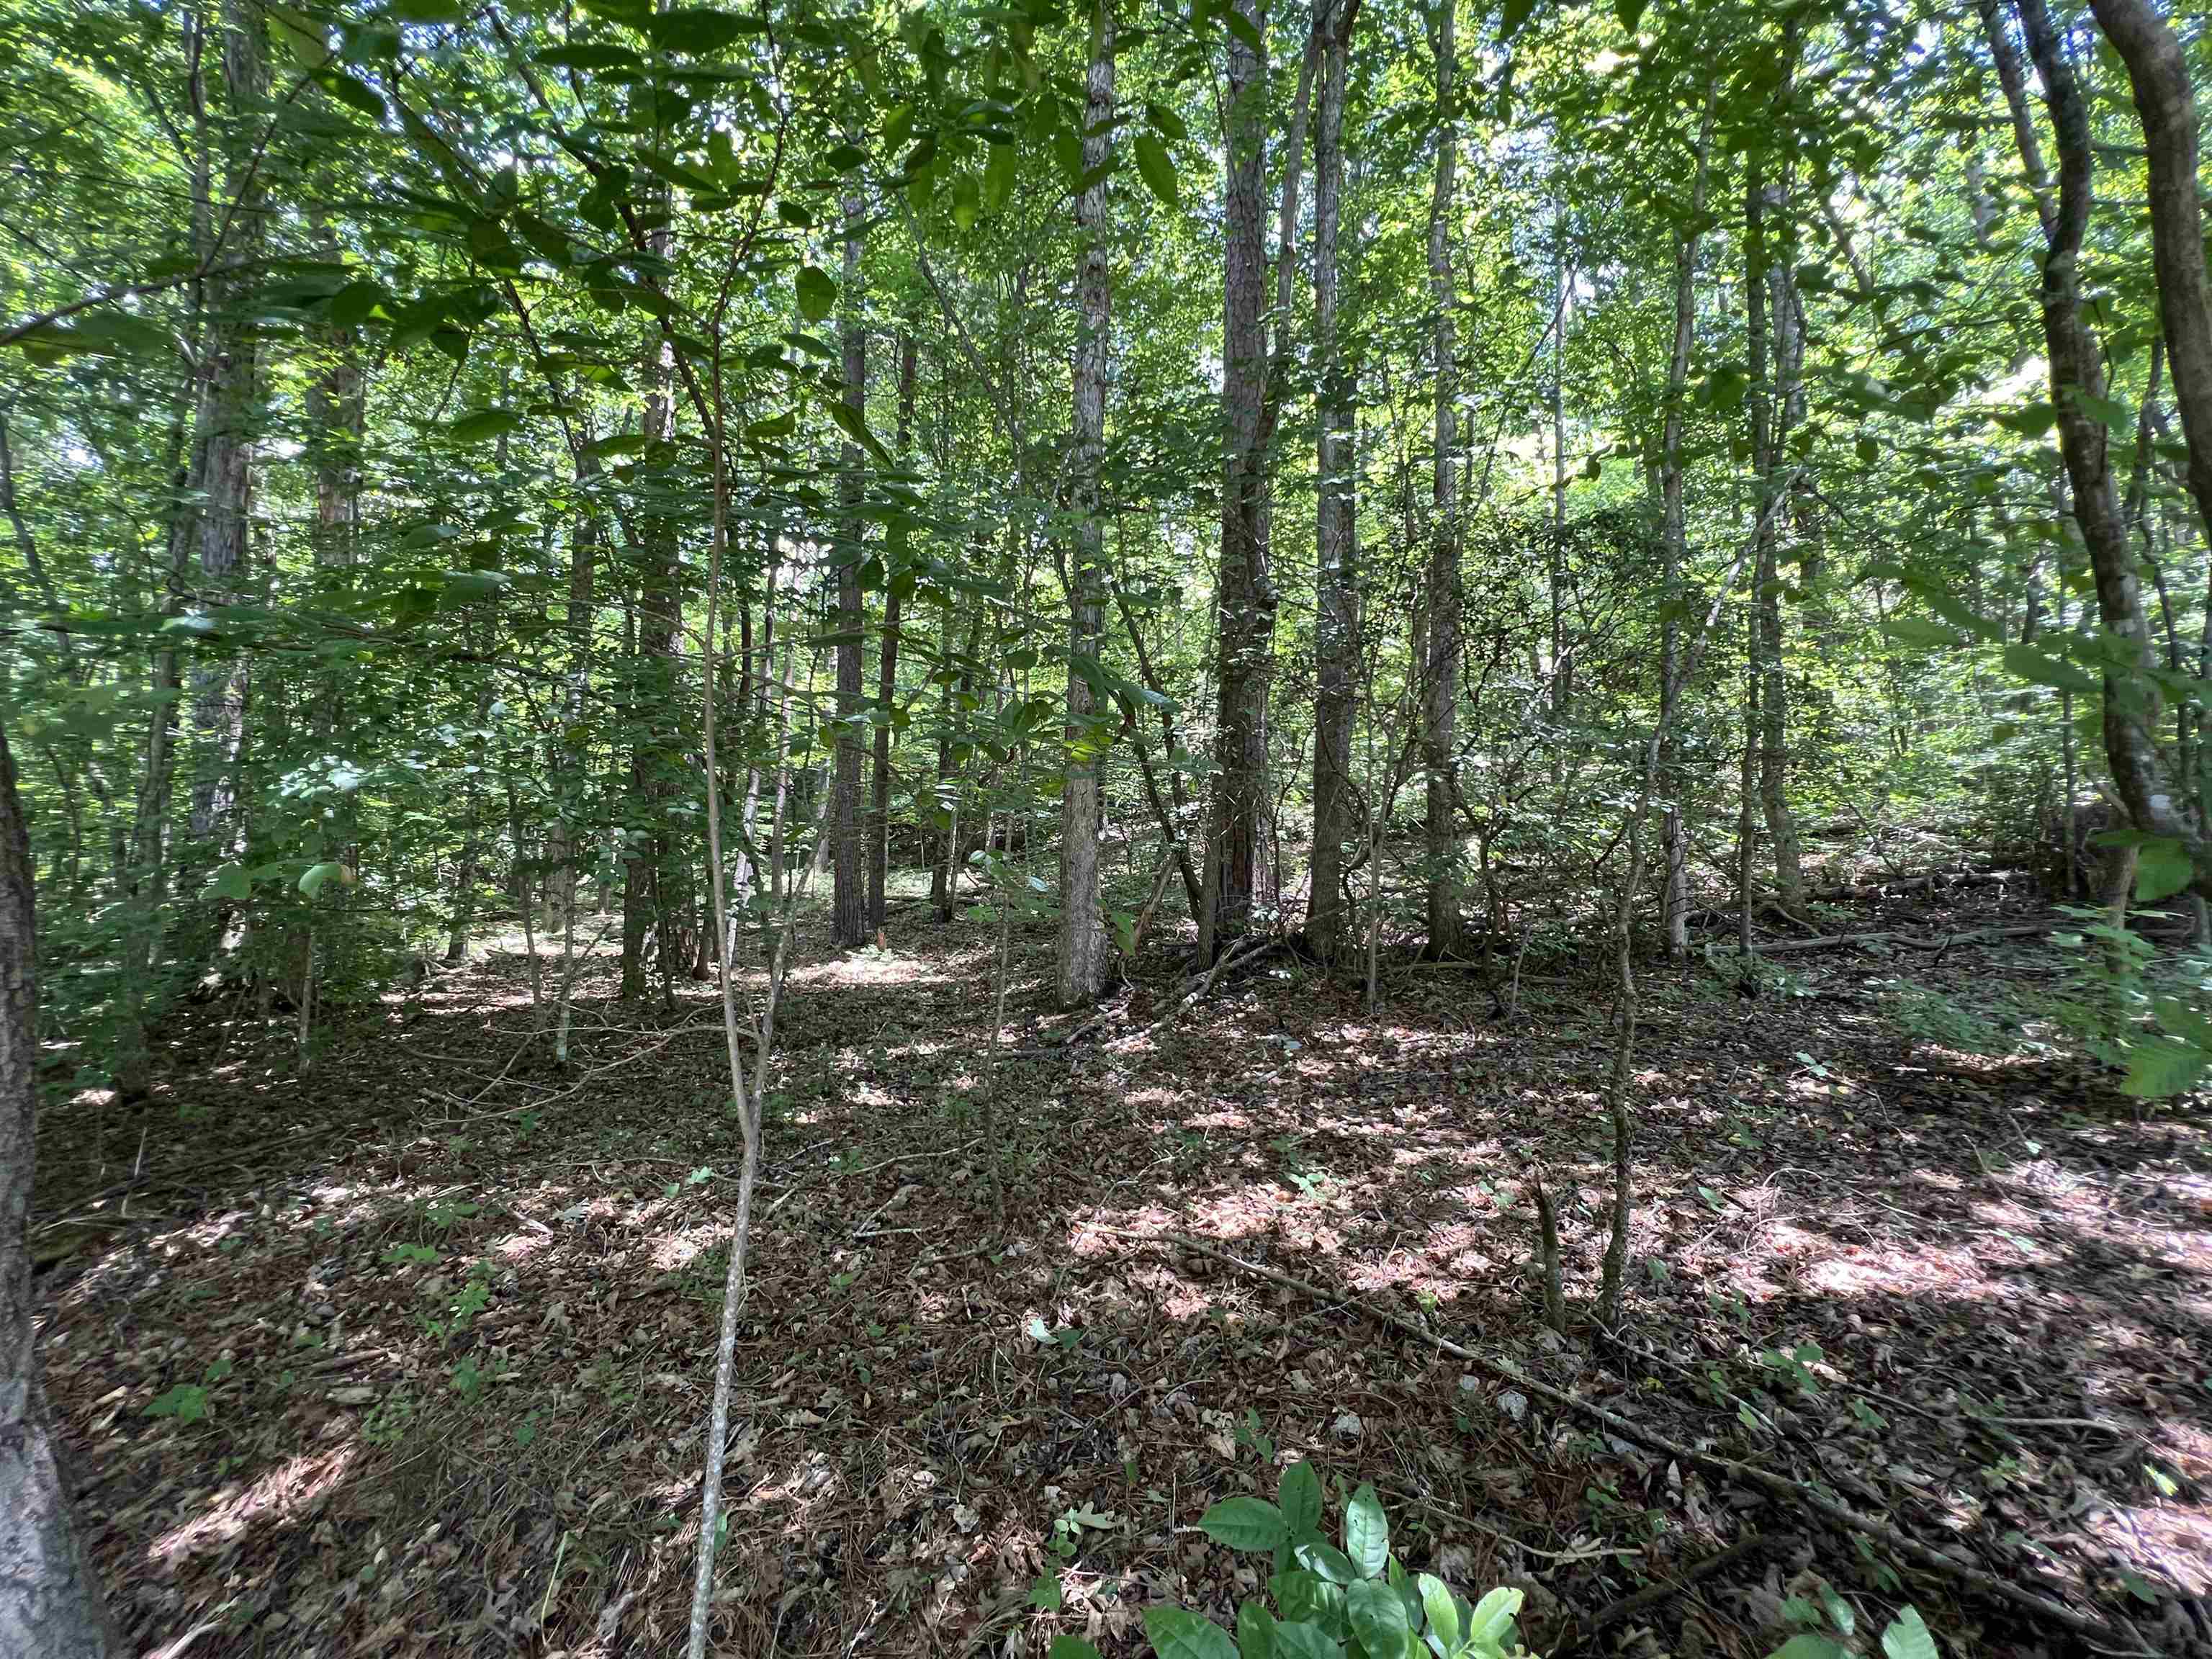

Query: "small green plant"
left=1767, top=1586, right=1939, bottom=1659
left=1056, top=1464, right=1526, bottom=1659
left=146, top=1352, right=232, bottom=1425
left=362, top=1389, right=415, bottom=1446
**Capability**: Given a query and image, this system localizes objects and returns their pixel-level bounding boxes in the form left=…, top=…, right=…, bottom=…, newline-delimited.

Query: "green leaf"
left=205, top=863, right=252, bottom=902
left=1051, top=1640, right=1106, bottom=1659
left=1769, top=1638, right=1852, bottom=1659
left=1201, top=1495, right=1288, bottom=1552
left=1238, top=1599, right=1277, bottom=1659
left=1134, top=132, right=1178, bottom=206
left=1879, top=1608, right=1938, bottom=1659
left=1280, top=1460, right=1323, bottom=1537
left=1143, top=1606, right=1238, bottom=1659
left=2121, top=1035, right=2206, bottom=1098
left=645, top=7, right=752, bottom=53
left=2135, top=837, right=2194, bottom=903
left=1345, top=1581, right=1407, bottom=1655
left=1613, top=0, right=1645, bottom=30
left=1030, top=1573, right=1064, bottom=1611
left=449, top=408, right=521, bottom=444
left=1221, top=5, right=1264, bottom=55
left=2000, top=642, right=2098, bottom=696
left=1501, top=0, right=1537, bottom=40
left=299, top=861, right=346, bottom=898
left=1146, top=99, right=1190, bottom=140
left=1416, top=1575, right=1459, bottom=1651
left=1269, top=1621, right=1340, bottom=1659
left=318, top=68, right=385, bottom=120
left=1341, top=1484, right=1388, bottom=1578
left=796, top=264, right=837, bottom=323
left=535, top=42, right=647, bottom=68
left=826, top=396, right=890, bottom=464
left=1464, top=1587, right=1523, bottom=1653
left=984, top=142, right=1017, bottom=212
left=1296, top=1539, right=1360, bottom=1586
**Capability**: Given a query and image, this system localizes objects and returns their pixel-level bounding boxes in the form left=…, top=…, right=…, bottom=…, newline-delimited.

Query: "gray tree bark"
left=1307, top=0, right=1361, bottom=961
left=2086, top=0, right=2212, bottom=555
left=1421, top=0, right=1463, bottom=958
left=1201, top=0, right=1274, bottom=963
left=1057, top=0, right=1115, bottom=1007
left=1, top=715, right=120, bottom=1657
left=831, top=181, right=868, bottom=950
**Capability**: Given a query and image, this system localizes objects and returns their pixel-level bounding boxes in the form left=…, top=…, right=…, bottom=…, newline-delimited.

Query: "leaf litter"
left=28, top=889, right=2212, bottom=1657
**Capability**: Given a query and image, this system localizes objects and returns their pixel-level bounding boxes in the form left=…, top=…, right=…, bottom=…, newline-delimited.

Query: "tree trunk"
left=1421, top=0, right=1463, bottom=958
left=182, top=0, right=267, bottom=858
left=1994, top=0, right=2194, bottom=876
left=1308, top=0, right=1361, bottom=961
left=1202, top=0, right=1275, bottom=963
left=2087, top=0, right=2212, bottom=553
left=1744, top=135, right=1807, bottom=917
left=623, top=218, right=682, bottom=1000
left=1057, top=0, right=1115, bottom=1007
left=1657, top=86, right=1717, bottom=959
left=869, top=331, right=920, bottom=938
left=831, top=179, right=868, bottom=950
left=0, top=716, right=120, bottom=1657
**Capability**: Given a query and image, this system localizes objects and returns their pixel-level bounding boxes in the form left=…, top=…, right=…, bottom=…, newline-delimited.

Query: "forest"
left=3, top=0, right=2211, bottom=1651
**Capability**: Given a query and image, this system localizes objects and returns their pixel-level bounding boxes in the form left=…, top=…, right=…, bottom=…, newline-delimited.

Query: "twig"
left=1081, top=1225, right=2129, bottom=1645
left=1569, top=1535, right=1764, bottom=1648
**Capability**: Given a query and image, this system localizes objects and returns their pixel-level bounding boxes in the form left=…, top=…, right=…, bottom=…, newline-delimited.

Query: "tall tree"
left=1421, top=0, right=1463, bottom=958
left=1056, top=0, right=1115, bottom=1007
left=869, top=328, right=920, bottom=939
left=1200, top=0, right=1274, bottom=961
left=2087, top=0, right=2212, bottom=553
left=1308, top=0, right=1360, bottom=961
left=831, top=175, right=868, bottom=950
left=0, top=714, right=119, bottom=1657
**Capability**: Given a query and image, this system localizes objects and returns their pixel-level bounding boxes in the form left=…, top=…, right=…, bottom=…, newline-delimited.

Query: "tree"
left=1056, top=0, right=1115, bottom=1008
left=0, top=712, right=119, bottom=1656
left=1420, top=0, right=1463, bottom=958
left=1200, top=0, right=1275, bottom=963
left=1307, top=0, right=1361, bottom=961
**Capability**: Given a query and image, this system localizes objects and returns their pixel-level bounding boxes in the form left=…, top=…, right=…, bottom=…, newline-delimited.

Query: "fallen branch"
left=1753, top=923, right=2047, bottom=957
left=1568, top=1534, right=1764, bottom=1650
left=1084, top=1226, right=2128, bottom=1645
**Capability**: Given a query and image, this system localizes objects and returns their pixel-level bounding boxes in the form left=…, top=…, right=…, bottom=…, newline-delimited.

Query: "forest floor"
left=29, top=874, right=2212, bottom=1659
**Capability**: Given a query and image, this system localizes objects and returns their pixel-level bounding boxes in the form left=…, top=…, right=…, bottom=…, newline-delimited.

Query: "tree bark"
left=1201, top=0, right=1274, bottom=963
left=831, top=180, right=868, bottom=950
left=868, top=331, right=920, bottom=938
left=2085, top=0, right=2212, bottom=554
left=1657, top=86, right=1717, bottom=959
left=0, top=715, right=120, bottom=1657
left=1308, top=0, right=1361, bottom=962
left=1993, top=0, right=2197, bottom=879
left=1421, top=0, right=1463, bottom=958
left=1744, top=137, right=1807, bottom=918
left=1057, top=0, right=1115, bottom=1007
left=182, top=0, right=267, bottom=856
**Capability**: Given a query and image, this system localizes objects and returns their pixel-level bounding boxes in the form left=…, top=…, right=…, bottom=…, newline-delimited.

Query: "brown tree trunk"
left=1308, top=0, right=1361, bottom=961
left=0, top=715, right=120, bottom=1656
left=1057, top=0, right=1115, bottom=1007
left=1421, top=0, right=1463, bottom=958
left=1657, top=86, right=1717, bottom=959
left=831, top=180, right=868, bottom=950
left=1992, top=0, right=2196, bottom=876
left=868, top=331, right=920, bottom=938
left=2087, top=0, right=2212, bottom=552
left=1201, top=0, right=1274, bottom=963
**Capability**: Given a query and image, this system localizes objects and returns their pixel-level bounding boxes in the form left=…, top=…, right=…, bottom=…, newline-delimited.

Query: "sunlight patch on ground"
left=152, top=1448, right=356, bottom=1570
